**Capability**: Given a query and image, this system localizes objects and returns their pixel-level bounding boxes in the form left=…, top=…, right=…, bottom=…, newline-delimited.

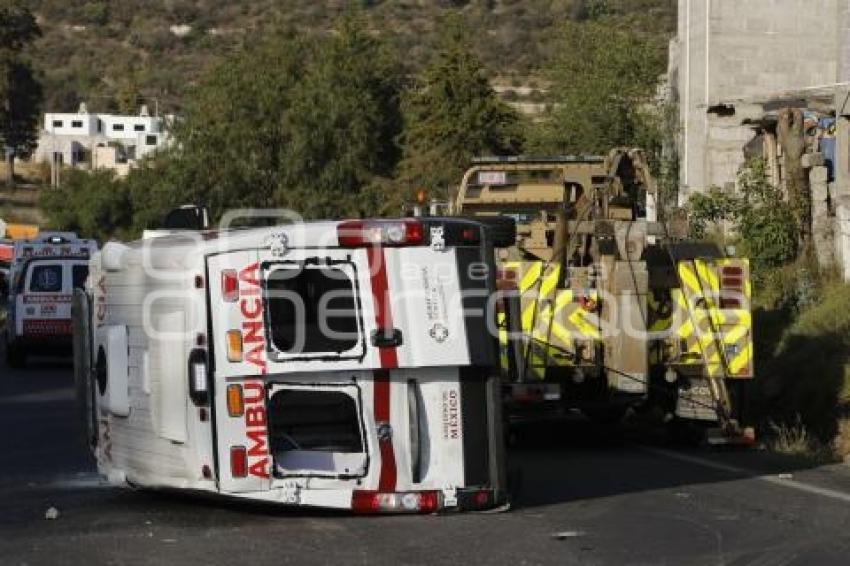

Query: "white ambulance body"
left=5, top=232, right=97, bottom=368
left=74, top=218, right=507, bottom=513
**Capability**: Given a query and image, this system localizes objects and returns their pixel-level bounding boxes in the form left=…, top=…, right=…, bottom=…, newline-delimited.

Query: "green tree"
left=532, top=19, right=666, bottom=155
left=0, top=1, right=38, bottom=50
left=129, top=31, right=308, bottom=227
left=398, top=19, right=523, bottom=201
left=0, top=1, right=42, bottom=186
left=44, top=15, right=406, bottom=238
left=41, top=168, right=133, bottom=241
left=115, top=75, right=142, bottom=115
left=278, top=12, right=404, bottom=218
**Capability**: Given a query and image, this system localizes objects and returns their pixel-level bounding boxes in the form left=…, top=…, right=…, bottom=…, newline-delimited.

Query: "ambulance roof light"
left=337, top=220, right=424, bottom=247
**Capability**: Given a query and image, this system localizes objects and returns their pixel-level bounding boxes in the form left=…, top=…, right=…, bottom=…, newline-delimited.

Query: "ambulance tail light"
left=226, top=330, right=243, bottom=362
left=351, top=490, right=440, bottom=514
left=221, top=270, right=239, bottom=302
left=337, top=220, right=423, bottom=247
left=188, top=348, right=209, bottom=406
left=227, top=384, right=244, bottom=417
left=230, top=446, right=247, bottom=478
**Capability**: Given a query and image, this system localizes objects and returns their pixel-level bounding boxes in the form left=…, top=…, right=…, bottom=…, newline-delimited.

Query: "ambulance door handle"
left=371, top=328, right=403, bottom=348
left=407, top=379, right=424, bottom=483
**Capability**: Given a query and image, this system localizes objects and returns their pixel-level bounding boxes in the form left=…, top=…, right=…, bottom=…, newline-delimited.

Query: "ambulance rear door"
left=206, top=243, right=372, bottom=493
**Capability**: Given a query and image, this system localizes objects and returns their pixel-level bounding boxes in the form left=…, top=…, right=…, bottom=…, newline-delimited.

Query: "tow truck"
left=454, top=149, right=755, bottom=444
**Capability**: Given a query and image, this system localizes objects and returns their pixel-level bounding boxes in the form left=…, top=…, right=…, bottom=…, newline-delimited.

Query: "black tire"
left=473, top=216, right=517, bottom=248
left=666, top=418, right=708, bottom=447
left=6, top=341, right=26, bottom=369
left=728, top=379, right=752, bottom=425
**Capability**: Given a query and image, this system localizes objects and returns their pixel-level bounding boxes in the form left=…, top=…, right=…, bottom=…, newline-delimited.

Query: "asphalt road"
left=3, top=353, right=850, bottom=565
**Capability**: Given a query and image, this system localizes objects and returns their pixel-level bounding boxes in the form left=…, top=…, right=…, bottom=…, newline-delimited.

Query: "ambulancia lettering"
left=239, top=262, right=267, bottom=375
left=243, top=381, right=269, bottom=479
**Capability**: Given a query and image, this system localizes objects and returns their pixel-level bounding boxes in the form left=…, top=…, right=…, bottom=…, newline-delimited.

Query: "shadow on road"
left=506, top=418, right=831, bottom=510
left=0, top=345, right=838, bottom=520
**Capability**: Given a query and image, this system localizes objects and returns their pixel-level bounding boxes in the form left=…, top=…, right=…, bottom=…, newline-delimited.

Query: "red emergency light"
left=221, top=270, right=239, bottom=302
left=337, top=220, right=424, bottom=247
left=351, top=490, right=440, bottom=514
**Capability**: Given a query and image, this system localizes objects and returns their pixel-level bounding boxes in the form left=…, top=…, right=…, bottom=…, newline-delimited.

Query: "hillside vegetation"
left=25, top=0, right=676, bottom=113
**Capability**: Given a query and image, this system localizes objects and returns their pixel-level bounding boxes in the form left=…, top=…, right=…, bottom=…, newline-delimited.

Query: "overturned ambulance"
left=73, top=217, right=507, bottom=513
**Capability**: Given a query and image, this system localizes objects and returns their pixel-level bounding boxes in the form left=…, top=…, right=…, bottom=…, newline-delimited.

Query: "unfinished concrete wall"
left=833, top=0, right=850, bottom=199
left=673, top=0, right=841, bottom=202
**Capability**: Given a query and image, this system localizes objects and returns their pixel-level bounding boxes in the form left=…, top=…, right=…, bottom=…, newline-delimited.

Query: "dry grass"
left=834, top=418, right=850, bottom=460
left=0, top=161, right=51, bottom=186
left=768, top=416, right=812, bottom=456
left=768, top=415, right=837, bottom=462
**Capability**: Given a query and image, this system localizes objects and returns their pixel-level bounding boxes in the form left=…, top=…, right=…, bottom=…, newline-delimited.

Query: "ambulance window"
left=29, top=264, right=63, bottom=293
left=269, top=389, right=363, bottom=454
left=72, top=265, right=89, bottom=290
left=266, top=266, right=359, bottom=355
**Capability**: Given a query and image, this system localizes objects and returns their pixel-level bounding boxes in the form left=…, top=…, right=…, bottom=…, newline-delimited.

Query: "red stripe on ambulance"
left=367, top=247, right=398, bottom=491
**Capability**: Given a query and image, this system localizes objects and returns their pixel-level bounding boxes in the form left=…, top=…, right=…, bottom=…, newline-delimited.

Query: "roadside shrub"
left=40, top=169, right=133, bottom=241
left=688, top=158, right=798, bottom=271
left=757, top=280, right=850, bottom=454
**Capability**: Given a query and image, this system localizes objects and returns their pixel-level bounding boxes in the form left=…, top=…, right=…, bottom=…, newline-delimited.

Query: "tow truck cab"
left=76, top=218, right=507, bottom=513
left=5, top=232, right=97, bottom=368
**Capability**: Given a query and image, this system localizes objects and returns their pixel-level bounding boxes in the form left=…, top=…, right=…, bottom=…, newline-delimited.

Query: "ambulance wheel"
left=6, top=342, right=26, bottom=369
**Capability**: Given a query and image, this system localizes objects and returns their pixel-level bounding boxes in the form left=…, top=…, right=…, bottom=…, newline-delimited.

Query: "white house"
left=33, top=103, right=172, bottom=176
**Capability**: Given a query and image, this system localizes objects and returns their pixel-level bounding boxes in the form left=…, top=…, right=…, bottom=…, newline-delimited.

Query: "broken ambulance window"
left=269, top=389, right=363, bottom=453
left=265, top=264, right=360, bottom=355
left=268, top=387, right=368, bottom=478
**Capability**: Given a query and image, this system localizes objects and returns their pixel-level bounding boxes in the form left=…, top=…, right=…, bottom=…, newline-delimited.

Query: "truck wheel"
left=667, top=418, right=707, bottom=447
left=473, top=216, right=517, bottom=248
left=583, top=404, right=628, bottom=425
left=6, top=342, right=26, bottom=369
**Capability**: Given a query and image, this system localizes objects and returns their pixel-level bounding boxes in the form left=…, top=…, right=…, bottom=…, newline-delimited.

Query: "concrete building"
left=670, top=0, right=841, bottom=201
left=667, top=1, right=850, bottom=280
left=33, top=103, right=171, bottom=177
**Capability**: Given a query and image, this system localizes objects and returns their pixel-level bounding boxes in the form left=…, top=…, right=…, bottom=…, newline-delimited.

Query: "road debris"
left=552, top=530, right=585, bottom=540
left=44, top=507, right=60, bottom=520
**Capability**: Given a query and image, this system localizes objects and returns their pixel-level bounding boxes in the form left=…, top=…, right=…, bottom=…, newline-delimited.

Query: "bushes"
left=40, top=169, right=132, bottom=241
left=687, top=160, right=850, bottom=457
left=688, top=158, right=798, bottom=271
left=756, top=279, right=850, bottom=451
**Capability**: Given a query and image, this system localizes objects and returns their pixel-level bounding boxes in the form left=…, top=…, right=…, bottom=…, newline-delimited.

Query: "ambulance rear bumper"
left=228, top=486, right=507, bottom=514
left=20, top=318, right=73, bottom=343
